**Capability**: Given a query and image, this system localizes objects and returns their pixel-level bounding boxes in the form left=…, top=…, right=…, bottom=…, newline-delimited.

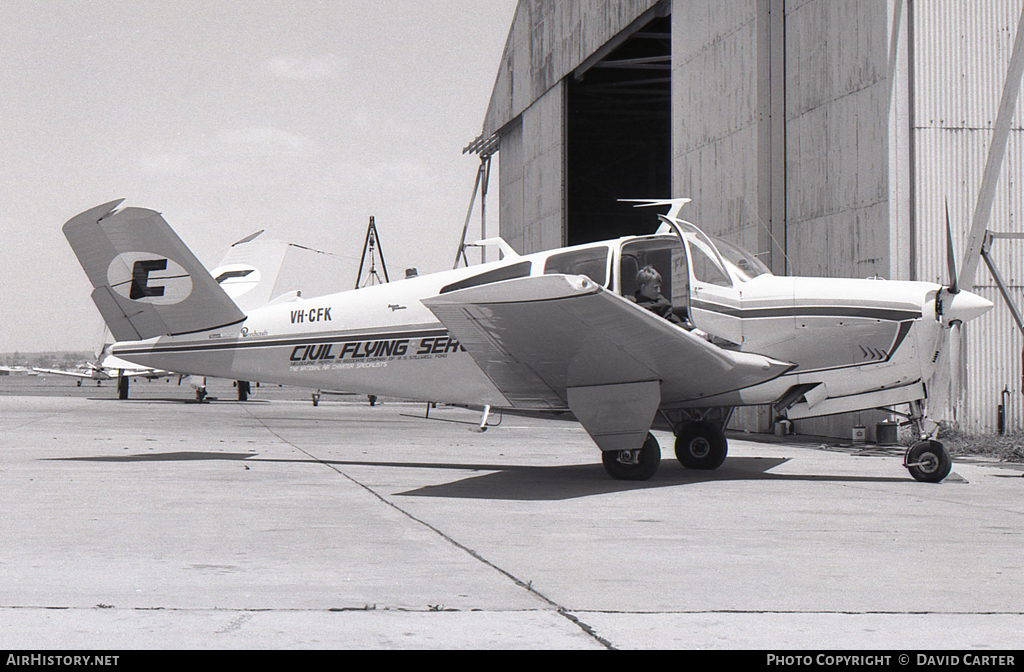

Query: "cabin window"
left=543, top=247, right=609, bottom=286
left=688, top=241, right=732, bottom=287
left=712, top=236, right=771, bottom=282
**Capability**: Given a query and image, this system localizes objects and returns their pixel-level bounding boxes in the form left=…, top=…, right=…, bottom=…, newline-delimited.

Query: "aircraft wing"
left=422, top=274, right=794, bottom=412
left=32, top=368, right=95, bottom=379
left=120, top=369, right=172, bottom=379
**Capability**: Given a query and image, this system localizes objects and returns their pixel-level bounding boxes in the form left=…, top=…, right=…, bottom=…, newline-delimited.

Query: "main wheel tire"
left=601, top=433, right=662, bottom=481
left=675, top=421, right=728, bottom=470
left=906, top=440, right=952, bottom=483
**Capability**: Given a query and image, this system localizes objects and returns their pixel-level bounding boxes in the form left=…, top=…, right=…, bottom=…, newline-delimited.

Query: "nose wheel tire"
left=601, top=433, right=662, bottom=481
left=905, top=440, right=952, bottom=483
left=675, top=421, right=728, bottom=470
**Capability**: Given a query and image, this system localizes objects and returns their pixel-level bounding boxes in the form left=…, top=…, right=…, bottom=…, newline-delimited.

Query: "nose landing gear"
left=901, top=401, right=953, bottom=483
left=904, top=440, right=952, bottom=483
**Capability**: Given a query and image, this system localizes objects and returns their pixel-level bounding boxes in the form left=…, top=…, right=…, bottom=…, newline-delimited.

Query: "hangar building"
left=471, top=0, right=1024, bottom=438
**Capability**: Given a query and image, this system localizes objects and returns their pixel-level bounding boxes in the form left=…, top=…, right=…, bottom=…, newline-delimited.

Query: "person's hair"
left=636, top=265, right=661, bottom=288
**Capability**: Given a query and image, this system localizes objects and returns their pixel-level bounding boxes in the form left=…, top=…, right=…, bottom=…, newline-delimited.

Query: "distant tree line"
left=2, top=352, right=93, bottom=369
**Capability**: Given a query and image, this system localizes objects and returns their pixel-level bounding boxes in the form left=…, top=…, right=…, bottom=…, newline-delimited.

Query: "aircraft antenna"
left=355, top=216, right=390, bottom=289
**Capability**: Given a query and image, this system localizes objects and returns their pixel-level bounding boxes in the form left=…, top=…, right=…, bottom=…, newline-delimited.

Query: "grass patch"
left=913, top=427, right=1024, bottom=463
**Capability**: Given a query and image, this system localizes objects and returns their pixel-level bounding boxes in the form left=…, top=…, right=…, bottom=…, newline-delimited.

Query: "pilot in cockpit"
left=633, top=265, right=685, bottom=326
left=633, top=265, right=713, bottom=342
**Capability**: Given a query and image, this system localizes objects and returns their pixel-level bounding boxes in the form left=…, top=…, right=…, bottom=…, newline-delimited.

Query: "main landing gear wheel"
left=905, top=440, right=952, bottom=483
left=601, top=433, right=661, bottom=481
left=675, top=421, right=728, bottom=470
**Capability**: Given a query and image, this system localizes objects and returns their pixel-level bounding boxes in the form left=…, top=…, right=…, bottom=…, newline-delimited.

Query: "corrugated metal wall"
left=912, top=0, right=1024, bottom=432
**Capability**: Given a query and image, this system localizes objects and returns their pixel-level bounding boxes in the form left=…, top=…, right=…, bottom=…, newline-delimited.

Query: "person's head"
left=636, top=266, right=662, bottom=300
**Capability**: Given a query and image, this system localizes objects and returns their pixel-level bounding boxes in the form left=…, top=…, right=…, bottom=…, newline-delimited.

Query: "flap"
left=567, top=381, right=661, bottom=452
left=423, top=274, right=793, bottom=410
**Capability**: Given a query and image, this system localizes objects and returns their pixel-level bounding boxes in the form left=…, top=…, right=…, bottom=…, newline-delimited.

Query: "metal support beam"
left=980, top=234, right=1024, bottom=389
left=573, top=0, right=671, bottom=81
left=981, top=242, right=1024, bottom=335
left=959, top=2, right=1024, bottom=289
left=454, top=155, right=493, bottom=269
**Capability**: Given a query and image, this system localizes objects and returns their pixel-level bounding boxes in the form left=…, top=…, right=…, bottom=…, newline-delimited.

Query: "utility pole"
left=456, top=132, right=500, bottom=269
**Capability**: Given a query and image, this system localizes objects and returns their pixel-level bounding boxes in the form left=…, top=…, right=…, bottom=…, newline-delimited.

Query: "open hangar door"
left=566, top=14, right=672, bottom=247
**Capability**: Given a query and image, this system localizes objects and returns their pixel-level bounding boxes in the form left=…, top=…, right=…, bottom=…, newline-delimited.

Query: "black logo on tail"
left=130, top=259, right=168, bottom=300
left=216, top=269, right=255, bottom=284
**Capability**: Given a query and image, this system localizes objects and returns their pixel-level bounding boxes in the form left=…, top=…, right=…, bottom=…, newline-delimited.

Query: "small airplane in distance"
left=34, top=344, right=169, bottom=385
left=34, top=343, right=173, bottom=394
left=62, top=198, right=992, bottom=483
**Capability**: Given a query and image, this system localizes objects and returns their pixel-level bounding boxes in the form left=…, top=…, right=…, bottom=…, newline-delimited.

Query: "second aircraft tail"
left=63, top=200, right=246, bottom=342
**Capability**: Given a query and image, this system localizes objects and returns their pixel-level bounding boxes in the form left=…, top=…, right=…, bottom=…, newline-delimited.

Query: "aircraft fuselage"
left=110, top=232, right=981, bottom=422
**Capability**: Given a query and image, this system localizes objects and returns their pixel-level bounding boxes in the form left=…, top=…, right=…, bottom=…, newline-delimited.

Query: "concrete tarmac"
left=1, top=376, right=1023, bottom=649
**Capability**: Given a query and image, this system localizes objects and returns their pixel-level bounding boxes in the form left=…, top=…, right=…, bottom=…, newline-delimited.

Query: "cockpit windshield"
left=709, top=236, right=772, bottom=282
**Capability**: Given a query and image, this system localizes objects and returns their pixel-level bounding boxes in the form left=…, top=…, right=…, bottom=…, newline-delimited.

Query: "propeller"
left=931, top=200, right=989, bottom=425
left=923, top=203, right=960, bottom=426
left=945, top=201, right=964, bottom=424
left=944, top=201, right=959, bottom=296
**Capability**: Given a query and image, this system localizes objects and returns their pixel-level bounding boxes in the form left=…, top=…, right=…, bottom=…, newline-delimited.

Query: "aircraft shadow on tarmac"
left=392, top=457, right=917, bottom=500
left=52, top=453, right=913, bottom=501
left=51, top=451, right=258, bottom=462
left=88, top=397, right=270, bottom=404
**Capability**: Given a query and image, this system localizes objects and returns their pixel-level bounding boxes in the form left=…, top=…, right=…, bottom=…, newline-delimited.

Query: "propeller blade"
left=945, top=200, right=959, bottom=294
left=926, top=328, right=953, bottom=424
left=949, top=321, right=964, bottom=424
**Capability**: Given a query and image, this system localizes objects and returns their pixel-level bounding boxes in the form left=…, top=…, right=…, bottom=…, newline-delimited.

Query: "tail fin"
left=209, top=236, right=290, bottom=312
left=63, top=200, right=246, bottom=341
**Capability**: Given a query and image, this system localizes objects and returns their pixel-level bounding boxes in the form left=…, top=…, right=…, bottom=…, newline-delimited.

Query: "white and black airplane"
left=62, top=199, right=992, bottom=482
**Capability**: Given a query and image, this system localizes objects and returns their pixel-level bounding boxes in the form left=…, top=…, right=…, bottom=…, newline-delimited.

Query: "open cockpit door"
left=658, top=217, right=745, bottom=345
left=616, top=235, right=691, bottom=324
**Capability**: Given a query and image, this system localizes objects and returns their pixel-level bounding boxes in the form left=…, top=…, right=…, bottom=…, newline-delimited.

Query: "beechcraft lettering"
left=290, top=307, right=332, bottom=324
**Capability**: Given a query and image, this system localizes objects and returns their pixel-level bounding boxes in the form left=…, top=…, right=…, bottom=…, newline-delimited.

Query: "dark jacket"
left=634, top=291, right=684, bottom=325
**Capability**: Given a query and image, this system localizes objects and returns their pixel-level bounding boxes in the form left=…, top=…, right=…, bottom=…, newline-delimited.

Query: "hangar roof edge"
left=481, top=0, right=667, bottom=139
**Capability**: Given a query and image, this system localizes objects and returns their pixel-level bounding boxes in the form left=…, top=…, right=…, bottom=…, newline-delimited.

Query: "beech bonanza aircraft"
left=63, top=198, right=992, bottom=483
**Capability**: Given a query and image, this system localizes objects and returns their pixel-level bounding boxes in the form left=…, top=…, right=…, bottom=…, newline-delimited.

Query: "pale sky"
left=0, top=0, right=518, bottom=352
